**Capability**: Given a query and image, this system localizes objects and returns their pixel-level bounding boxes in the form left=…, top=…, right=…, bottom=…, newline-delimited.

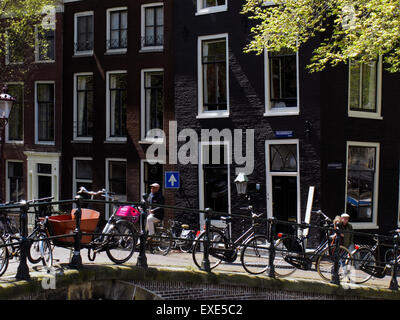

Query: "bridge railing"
left=0, top=197, right=398, bottom=291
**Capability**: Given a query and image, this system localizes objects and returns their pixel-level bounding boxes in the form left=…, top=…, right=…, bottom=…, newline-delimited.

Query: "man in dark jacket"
left=340, top=213, right=354, bottom=251
left=145, top=183, right=165, bottom=237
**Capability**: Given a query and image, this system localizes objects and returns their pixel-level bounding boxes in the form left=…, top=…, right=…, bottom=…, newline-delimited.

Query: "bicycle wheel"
left=106, top=220, right=138, bottom=264
left=192, top=229, right=226, bottom=270
left=316, top=245, right=352, bottom=282
left=28, top=233, right=42, bottom=264
left=273, top=237, right=297, bottom=278
left=39, top=233, right=53, bottom=269
left=155, top=228, right=173, bottom=256
left=347, top=246, right=375, bottom=284
left=240, top=235, right=270, bottom=275
left=179, top=233, right=195, bottom=253
left=0, top=236, right=9, bottom=277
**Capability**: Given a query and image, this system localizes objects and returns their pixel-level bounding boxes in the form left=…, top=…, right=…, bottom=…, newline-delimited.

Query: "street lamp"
left=0, top=85, right=15, bottom=202
left=234, top=173, right=248, bottom=195
left=0, top=85, right=15, bottom=128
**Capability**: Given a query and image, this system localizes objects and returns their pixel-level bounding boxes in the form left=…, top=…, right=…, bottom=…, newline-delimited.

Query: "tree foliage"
left=0, top=0, right=58, bottom=73
left=242, top=0, right=400, bottom=72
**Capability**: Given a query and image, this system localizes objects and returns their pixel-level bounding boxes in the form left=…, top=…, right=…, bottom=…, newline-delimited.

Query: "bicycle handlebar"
left=312, top=210, right=332, bottom=222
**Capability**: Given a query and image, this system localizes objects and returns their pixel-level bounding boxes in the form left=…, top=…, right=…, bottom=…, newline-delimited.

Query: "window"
left=6, top=31, right=24, bottom=64
left=196, top=0, right=227, bottom=15
left=36, top=83, right=55, bottom=144
left=345, top=142, right=380, bottom=228
left=141, top=161, right=163, bottom=196
left=198, top=34, right=229, bottom=118
left=6, top=84, right=23, bottom=142
left=37, top=27, right=55, bottom=62
left=37, top=163, right=52, bottom=198
left=107, top=71, right=127, bottom=140
left=106, top=8, right=128, bottom=52
left=7, top=161, right=24, bottom=202
left=73, top=158, right=93, bottom=198
left=141, top=4, right=164, bottom=50
left=106, top=159, right=126, bottom=218
left=264, top=48, right=299, bottom=116
left=348, top=59, right=382, bottom=119
left=74, top=12, right=94, bottom=55
left=141, top=69, right=164, bottom=140
left=74, top=73, right=94, bottom=140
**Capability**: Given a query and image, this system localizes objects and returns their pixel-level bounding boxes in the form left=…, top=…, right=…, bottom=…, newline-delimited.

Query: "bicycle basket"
left=115, top=206, right=140, bottom=224
left=282, top=237, right=303, bottom=253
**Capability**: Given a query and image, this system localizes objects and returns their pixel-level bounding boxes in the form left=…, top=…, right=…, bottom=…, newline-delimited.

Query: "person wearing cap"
left=145, top=183, right=165, bottom=238
left=339, top=213, right=354, bottom=251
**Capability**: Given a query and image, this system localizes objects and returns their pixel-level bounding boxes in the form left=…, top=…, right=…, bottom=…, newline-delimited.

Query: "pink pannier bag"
left=115, top=206, right=141, bottom=224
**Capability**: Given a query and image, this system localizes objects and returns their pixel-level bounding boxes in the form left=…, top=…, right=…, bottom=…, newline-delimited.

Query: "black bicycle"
left=192, top=206, right=268, bottom=274
left=273, top=210, right=353, bottom=282
left=0, top=198, right=54, bottom=277
left=349, top=230, right=396, bottom=284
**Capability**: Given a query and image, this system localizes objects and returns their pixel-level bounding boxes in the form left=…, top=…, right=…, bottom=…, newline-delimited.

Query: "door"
left=266, top=140, right=300, bottom=233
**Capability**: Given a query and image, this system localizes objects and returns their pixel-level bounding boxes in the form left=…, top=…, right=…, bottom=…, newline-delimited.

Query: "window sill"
left=348, top=111, right=383, bottom=120
left=264, top=108, right=299, bottom=117
left=139, top=47, right=164, bottom=53
left=195, top=6, right=228, bottom=16
left=196, top=111, right=229, bottom=119
left=104, top=139, right=127, bottom=144
left=5, top=140, right=23, bottom=145
left=71, top=138, right=92, bottom=143
left=73, top=52, right=93, bottom=58
left=35, top=141, right=55, bottom=146
left=35, top=60, right=55, bottom=64
left=105, top=49, right=127, bottom=55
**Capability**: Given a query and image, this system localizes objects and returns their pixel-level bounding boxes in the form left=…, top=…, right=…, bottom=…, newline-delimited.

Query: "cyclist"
left=145, top=183, right=165, bottom=241
left=340, top=213, right=354, bottom=252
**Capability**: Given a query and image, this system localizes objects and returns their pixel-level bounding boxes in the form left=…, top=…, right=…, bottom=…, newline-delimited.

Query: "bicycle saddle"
left=220, top=216, right=233, bottom=223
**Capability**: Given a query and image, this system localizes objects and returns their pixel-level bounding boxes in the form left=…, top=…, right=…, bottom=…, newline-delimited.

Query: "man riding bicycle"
left=145, top=183, right=165, bottom=241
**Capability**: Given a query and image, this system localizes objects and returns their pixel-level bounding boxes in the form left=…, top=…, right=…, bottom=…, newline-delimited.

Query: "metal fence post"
left=330, top=227, right=340, bottom=285
left=69, top=195, right=83, bottom=269
left=16, top=201, right=30, bottom=281
left=268, top=217, right=276, bottom=278
left=390, top=232, right=399, bottom=290
left=137, top=198, right=148, bottom=268
left=200, top=208, right=212, bottom=272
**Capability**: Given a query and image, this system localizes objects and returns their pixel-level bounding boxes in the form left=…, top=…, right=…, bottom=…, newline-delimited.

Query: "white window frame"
left=196, top=0, right=227, bottom=16
left=106, top=70, right=128, bottom=142
left=345, top=141, right=380, bottom=229
left=140, top=68, right=164, bottom=143
left=197, top=33, right=230, bottom=119
left=72, top=157, right=93, bottom=198
left=106, top=7, right=128, bottom=55
left=73, top=72, right=93, bottom=142
left=198, top=141, right=231, bottom=230
left=5, top=160, right=24, bottom=203
left=140, top=3, right=164, bottom=52
left=74, top=11, right=94, bottom=56
left=347, top=57, right=383, bottom=120
left=105, top=158, right=127, bottom=219
left=35, top=24, right=56, bottom=63
left=265, top=139, right=301, bottom=222
left=140, top=159, right=165, bottom=197
left=264, top=49, right=300, bottom=117
left=35, top=81, right=55, bottom=146
left=5, top=82, right=24, bottom=144
left=5, top=31, right=24, bottom=66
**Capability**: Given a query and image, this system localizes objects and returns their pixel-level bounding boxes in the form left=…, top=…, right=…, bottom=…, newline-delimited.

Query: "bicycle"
left=273, top=210, right=353, bottom=282
left=77, top=187, right=138, bottom=264
left=192, top=206, right=268, bottom=273
left=0, top=198, right=54, bottom=277
left=168, top=219, right=197, bottom=253
left=349, top=230, right=396, bottom=284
